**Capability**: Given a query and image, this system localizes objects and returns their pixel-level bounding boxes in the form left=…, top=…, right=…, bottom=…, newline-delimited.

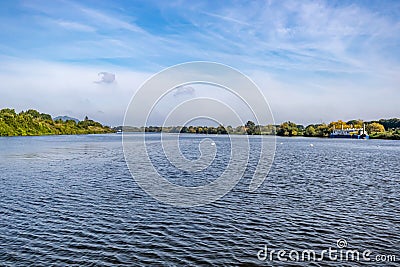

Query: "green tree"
left=40, top=113, right=52, bottom=121
left=347, top=119, right=363, bottom=128
left=277, top=121, right=298, bottom=136
left=180, top=126, right=188, bottom=133
left=366, top=122, right=385, bottom=133
left=216, top=125, right=228, bottom=134
left=304, top=125, right=316, bottom=137
left=245, top=120, right=260, bottom=135
left=378, top=118, right=400, bottom=130
left=207, top=127, right=217, bottom=134
left=188, top=126, right=196, bottom=133
left=316, top=124, right=330, bottom=137
left=0, top=108, right=17, bottom=117
left=329, top=120, right=350, bottom=130
left=24, top=109, right=41, bottom=118
left=234, top=126, right=246, bottom=134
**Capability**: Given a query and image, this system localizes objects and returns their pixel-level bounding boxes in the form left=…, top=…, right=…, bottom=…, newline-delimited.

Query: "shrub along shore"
left=0, top=108, right=112, bottom=136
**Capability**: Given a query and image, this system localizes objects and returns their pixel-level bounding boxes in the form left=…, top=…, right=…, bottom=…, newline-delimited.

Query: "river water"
left=0, top=134, right=399, bottom=266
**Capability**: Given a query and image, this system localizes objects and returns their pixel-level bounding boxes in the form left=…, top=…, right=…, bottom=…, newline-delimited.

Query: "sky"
left=0, top=0, right=399, bottom=126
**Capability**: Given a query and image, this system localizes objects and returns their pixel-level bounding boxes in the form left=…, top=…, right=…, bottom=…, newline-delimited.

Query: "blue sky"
left=0, top=0, right=399, bottom=126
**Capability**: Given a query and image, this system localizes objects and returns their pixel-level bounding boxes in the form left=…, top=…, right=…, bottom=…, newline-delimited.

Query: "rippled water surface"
left=0, top=134, right=399, bottom=266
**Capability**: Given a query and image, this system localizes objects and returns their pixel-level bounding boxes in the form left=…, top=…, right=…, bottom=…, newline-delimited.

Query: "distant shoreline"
left=1, top=108, right=399, bottom=140
left=1, top=131, right=399, bottom=141
left=116, top=130, right=400, bottom=140
left=115, top=118, right=400, bottom=140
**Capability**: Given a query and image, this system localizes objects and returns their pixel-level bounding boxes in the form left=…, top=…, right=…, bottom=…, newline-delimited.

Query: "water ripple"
left=0, top=135, right=399, bottom=266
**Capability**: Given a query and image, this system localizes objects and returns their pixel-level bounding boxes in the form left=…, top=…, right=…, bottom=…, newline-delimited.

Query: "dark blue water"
left=0, top=134, right=399, bottom=266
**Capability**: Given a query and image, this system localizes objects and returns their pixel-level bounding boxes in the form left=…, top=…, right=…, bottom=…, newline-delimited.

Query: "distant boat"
left=116, top=130, right=122, bottom=134
left=330, top=124, right=369, bottom=139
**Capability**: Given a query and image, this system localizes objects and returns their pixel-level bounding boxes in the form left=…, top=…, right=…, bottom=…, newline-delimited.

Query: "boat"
left=329, top=124, right=369, bottom=139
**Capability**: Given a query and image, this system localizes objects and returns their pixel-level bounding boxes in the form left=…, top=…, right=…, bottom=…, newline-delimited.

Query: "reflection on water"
left=0, top=134, right=399, bottom=266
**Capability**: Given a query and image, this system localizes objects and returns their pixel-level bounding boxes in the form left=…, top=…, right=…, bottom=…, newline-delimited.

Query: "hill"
left=54, top=115, right=79, bottom=123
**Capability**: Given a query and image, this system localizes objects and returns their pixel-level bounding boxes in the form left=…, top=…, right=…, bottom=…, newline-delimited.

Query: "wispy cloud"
left=56, top=20, right=95, bottom=32
left=9, top=0, right=399, bottom=75
left=79, top=7, right=145, bottom=33
left=201, top=11, right=251, bottom=26
left=0, top=0, right=399, bottom=124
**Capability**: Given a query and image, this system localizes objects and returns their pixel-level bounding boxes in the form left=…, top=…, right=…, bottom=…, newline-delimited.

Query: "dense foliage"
left=0, top=108, right=112, bottom=136
left=115, top=118, right=399, bottom=140
left=277, top=121, right=302, bottom=136
left=115, top=122, right=276, bottom=135
left=279, top=119, right=398, bottom=140
left=0, top=108, right=387, bottom=140
left=377, top=118, right=400, bottom=130
left=369, top=129, right=400, bottom=140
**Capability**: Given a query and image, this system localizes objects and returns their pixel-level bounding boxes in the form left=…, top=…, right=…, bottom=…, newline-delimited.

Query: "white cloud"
left=0, top=59, right=150, bottom=126
left=56, top=20, right=96, bottom=32
left=173, top=85, right=195, bottom=97
left=95, top=72, right=116, bottom=84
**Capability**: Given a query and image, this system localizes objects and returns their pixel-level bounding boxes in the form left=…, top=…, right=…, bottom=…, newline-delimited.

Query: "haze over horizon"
left=1, top=0, right=399, bottom=126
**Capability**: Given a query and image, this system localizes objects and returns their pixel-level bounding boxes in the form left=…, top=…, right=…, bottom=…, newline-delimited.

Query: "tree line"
left=2, top=107, right=398, bottom=140
left=277, top=119, right=399, bottom=140
left=0, top=108, right=112, bottom=136
left=116, top=119, right=400, bottom=140
left=114, top=121, right=276, bottom=135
